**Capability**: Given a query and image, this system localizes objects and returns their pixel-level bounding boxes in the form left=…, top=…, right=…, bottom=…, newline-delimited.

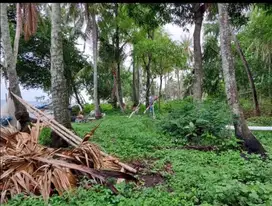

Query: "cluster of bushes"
left=247, top=116, right=272, bottom=126
left=159, top=98, right=238, bottom=148
left=240, top=98, right=272, bottom=118
left=82, top=103, right=114, bottom=115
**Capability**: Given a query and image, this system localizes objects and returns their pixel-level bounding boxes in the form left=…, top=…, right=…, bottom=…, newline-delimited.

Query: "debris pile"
left=0, top=123, right=137, bottom=203
left=0, top=92, right=137, bottom=203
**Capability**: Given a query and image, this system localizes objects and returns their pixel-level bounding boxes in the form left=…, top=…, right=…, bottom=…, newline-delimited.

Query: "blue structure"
left=0, top=116, right=13, bottom=126
left=35, top=104, right=50, bottom=110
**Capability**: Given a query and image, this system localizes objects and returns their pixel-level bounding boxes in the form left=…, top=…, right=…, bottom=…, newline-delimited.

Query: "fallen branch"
left=10, top=92, right=137, bottom=175
left=0, top=125, right=137, bottom=203
left=129, top=103, right=140, bottom=118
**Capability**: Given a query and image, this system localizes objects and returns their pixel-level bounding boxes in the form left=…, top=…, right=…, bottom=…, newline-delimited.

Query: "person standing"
left=148, top=95, right=158, bottom=118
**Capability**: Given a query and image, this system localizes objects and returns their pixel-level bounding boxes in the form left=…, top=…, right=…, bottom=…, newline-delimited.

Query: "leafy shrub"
left=138, top=103, right=147, bottom=113
left=83, top=103, right=95, bottom=114
left=39, top=127, right=52, bottom=146
left=6, top=115, right=272, bottom=206
left=247, top=116, right=272, bottom=126
left=100, top=103, right=113, bottom=113
left=71, top=105, right=80, bottom=116
left=159, top=98, right=233, bottom=146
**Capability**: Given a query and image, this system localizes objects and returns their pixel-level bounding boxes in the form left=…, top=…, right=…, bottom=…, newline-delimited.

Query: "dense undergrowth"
left=6, top=99, right=272, bottom=206
left=159, top=98, right=236, bottom=149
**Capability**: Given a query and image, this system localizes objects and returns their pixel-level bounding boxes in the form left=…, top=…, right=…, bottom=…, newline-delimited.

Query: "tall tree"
left=241, top=6, right=272, bottom=113
left=127, top=3, right=171, bottom=107
left=218, top=3, right=266, bottom=157
left=91, top=10, right=102, bottom=118
left=202, top=21, right=224, bottom=97
left=98, top=3, right=136, bottom=111
left=172, top=3, right=208, bottom=101
left=64, top=3, right=102, bottom=116
left=50, top=3, right=72, bottom=147
left=132, top=47, right=140, bottom=106
left=192, top=3, right=205, bottom=101
left=0, top=3, right=35, bottom=131
left=232, top=33, right=261, bottom=116
left=114, top=3, right=124, bottom=112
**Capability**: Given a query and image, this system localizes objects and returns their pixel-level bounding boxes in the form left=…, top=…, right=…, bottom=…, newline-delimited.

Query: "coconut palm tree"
left=1, top=3, right=38, bottom=131
left=50, top=3, right=72, bottom=147
left=64, top=3, right=102, bottom=118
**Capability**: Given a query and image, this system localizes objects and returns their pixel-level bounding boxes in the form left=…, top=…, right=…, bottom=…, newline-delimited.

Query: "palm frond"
left=0, top=123, right=137, bottom=204
left=203, top=22, right=219, bottom=38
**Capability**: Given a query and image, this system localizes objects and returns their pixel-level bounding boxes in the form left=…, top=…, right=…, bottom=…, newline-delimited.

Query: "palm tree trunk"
left=232, top=33, right=261, bottom=116
left=14, top=3, right=22, bottom=65
left=192, top=3, right=204, bottom=101
left=1, top=3, right=30, bottom=132
left=50, top=3, right=72, bottom=147
left=91, top=12, right=102, bottom=118
left=218, top=3, right=266, bottom=157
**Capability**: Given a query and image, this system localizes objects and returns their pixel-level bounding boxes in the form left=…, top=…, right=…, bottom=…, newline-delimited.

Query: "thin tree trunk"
left=139, top=65, right=143, bottom=103
left=115, top=70, right=124, bottom=112
left=112, top=66, right=124, bottom=113
left=115, top=3, right=124, bottom=112
left=192, top=3, right=204, bottom=101
left=132, top=49, right=139, bottom=105
left=135, top=57, right=140, bottom=104
left=111, top=69, right=118, bottom=108
left=232, top=33, right=261, bottom=116
left=1, top=3, right=30, bottom=132
left=180, top=72, right=185, bottom=99
left=137, top=64, right=140, bottom=100
left=79, top=93, right=86, bottom=105
left=72, top=80, right=83, bottom=108
left=50, top=3, right=71, bottom=147
left=91, top=12, right=102, bottom=118
left=145, top=56, right=151, bottom=107
left=268, top=54, right=271, bottom=115
left=218, top=3, right=266, bottom=157
left=159, top=74, right=163, bottom=110
left=145, top=30, right=154, bottom=107
left=164, top=75, right=167, bottom=99
left=116, top=64, right=124, bottom=111
left=176, top=69, right=181, bottom=98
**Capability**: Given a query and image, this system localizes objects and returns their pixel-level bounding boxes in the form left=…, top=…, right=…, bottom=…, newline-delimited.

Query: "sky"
left=1, top=22, right=198, bottom=103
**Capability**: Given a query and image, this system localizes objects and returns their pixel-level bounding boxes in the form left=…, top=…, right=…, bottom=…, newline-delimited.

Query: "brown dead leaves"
left=0, top=123, right=136, bottom=203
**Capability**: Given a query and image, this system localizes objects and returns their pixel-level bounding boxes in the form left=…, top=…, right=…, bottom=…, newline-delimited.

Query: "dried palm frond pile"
left=0, top=121, right=137, bottom=204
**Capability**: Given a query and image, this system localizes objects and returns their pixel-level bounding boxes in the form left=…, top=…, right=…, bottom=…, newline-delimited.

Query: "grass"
left=73, top=114, right=174, bottom=161
left=6, top=113, right=272, bottom=206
